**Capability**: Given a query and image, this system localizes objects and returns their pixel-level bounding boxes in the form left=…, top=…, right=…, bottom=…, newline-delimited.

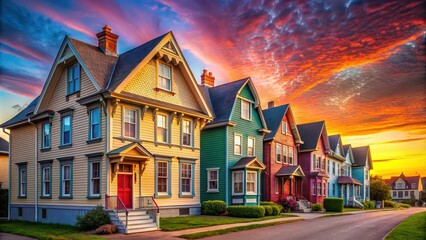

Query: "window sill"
left=155, top=87, right=176, bottom=96
left=40, top=196, right=52, bottom=199
left=59, top=196, right=73, bottom=199
left=114, top=136, right=141, bottom=143
left=240, top=117, right=252, bottom=122
left=232, top=193, right=244, bottom=196
left=40, top=148, right=51, bottom=152
left=66, top=91, right=80, bottom=101
left=87, top=195, right=101, bottom=199
left=17, top=196, right=27, bottom=199
left=206, top=190, right=219, bottom=193
left=155, top=141, right=172, bottom=147
left=59, top=144, right=72, bottom=149
left=87, top=138, right=102, bottom=144
left=155, top=194, right=172, bottom=199
left=179, top=195, right=194, bottom=198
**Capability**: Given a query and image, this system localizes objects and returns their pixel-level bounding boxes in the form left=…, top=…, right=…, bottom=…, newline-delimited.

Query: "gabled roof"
left=276, top=165, right=305, bottom=177
left=297, top=121, right=330, bottom=152
left=0, top=137, right=9, bottom=154
left=0, top=96, right=39, bottom=128
left=230, top=157, right=266, bottom=170
left=328, top=134, right=341, bottom=153
left=352, top=146, right=373, bottom=169
left=337, top=176, right=361, bottom=185
left=386, top=173, right=421, bottom=190
left=263, top=104, right=302, bottom=143
left=342, top=144, right=355, bottom=164
left=107, top=142, right=153, bottom=160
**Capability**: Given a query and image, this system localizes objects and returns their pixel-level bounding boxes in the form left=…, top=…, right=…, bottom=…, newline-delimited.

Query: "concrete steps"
left=108, top=209, right=159, bottom=234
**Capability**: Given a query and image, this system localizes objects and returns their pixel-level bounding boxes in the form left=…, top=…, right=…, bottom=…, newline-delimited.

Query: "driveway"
left=205, top=208, right=426, bottom=240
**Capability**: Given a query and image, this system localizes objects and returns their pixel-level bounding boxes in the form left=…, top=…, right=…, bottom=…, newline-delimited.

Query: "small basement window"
left=179, top=208, right=190, bottom=216
left=18, top=207, right=23, bottom=217
left=42, top=208, right=47, bottom=219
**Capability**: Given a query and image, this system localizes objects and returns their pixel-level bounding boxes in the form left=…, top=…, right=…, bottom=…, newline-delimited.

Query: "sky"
left=0, top=0, right=425, bottom=178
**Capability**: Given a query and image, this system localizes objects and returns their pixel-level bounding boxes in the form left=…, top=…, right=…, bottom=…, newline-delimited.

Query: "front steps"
left=295, top=200, right=312, bottom=212
left=108, top=209, right=159, bottom=234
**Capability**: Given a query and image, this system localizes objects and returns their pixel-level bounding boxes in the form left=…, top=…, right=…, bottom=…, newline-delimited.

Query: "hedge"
left=263, top=206, right=273, bottom=216
left=271, top=205, right=282, bottom=215
left=400, top=203, right=410, bottom=208
left=312, top=203, right=322, bottom=211
left=323, top=198, right=344, bottom=212
left=76, top=205, right=111, bottom=231
left=227, top=206, right=265, bottom=218
left=202, top=200, right=227, bottom=215
left=362, top=201, right=375, bottom=209
left=260, top=201, right=277, bottom=206
left=384, top=200, right=396, bottom=208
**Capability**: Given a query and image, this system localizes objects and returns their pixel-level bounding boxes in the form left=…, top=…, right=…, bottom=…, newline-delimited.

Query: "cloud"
left=0, top=65, right=44, bottom=97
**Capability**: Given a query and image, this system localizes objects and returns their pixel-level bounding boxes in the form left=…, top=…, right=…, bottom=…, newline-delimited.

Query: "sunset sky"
left=0, top=0, right=425, bottom=178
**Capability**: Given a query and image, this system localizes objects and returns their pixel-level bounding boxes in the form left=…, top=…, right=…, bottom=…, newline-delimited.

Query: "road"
left=205, top=208, right=426, bottom=240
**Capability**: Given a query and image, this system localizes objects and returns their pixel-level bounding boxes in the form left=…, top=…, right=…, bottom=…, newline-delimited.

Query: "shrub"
left=323, top=198, right=344, bottom=212
left=312, top=203, right=322, bottom=211
left=227, top=206, right=265, bottom=218
left=384, top=200, right=396, bottom=208
left=271, top=205, right=282, bottom=215
left=95, top=224, right=118, bottom=234
left=202, top=200, right=227, bottom=216
left=362, top=201, right=375, bottom=209
left=263, top=206, right=273, bottom=216
left=279, top=196, right=296, bottom=213
left=76, top=205, right=111, bottom=231
left=260, top=201, right=276, bottom=206
left=400, top=203, right=410, bottom=208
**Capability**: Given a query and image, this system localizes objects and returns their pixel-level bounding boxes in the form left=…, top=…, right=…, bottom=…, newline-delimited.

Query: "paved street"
left=205, top=208, right=426, bottom=240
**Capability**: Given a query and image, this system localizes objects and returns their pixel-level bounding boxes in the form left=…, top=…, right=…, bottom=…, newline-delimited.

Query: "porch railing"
left=139, top=196, right=160, bottom=228
left=105, top=194, right=129, bottom=227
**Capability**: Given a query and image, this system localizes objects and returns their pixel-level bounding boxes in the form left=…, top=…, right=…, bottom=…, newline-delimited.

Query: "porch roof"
left=310, top=171, right=329, bottom=178
left=230, top=157, right=266, bottom=170
left=276, top=165, right=305, bottom=177
left=107, top=142, right=153, bottom=161
left=338, top=176, right=362, bottom=185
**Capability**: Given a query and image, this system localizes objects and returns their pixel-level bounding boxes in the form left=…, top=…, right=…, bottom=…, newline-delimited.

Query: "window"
left=282, top=121, right=287, bottom=134
left=393, top=191, right=396, bottom=197
left=398, top=191, right=403, bottom=198
left=124, top=109, right=137, bottom=138
left=410, top=191, right=414, bottom=197
left=318, top=182, right=322, bottom=196
left=246, top=171, right=257, bottom=194
left=322, top=159, right=326, bottom=171
left=158, top=63, right=172, bottom=91
left=182, top=119, right=192, bottom=146
left=332, top=183, right=335, bottom=196
left=276, top=143, right=282, bottom=163
left=323, top=183, right=326, bottom=196
left=61, top=115, right=72, bottom=145
left=411, top=183, right=416, bottom=188
left=42, top=123, right=51, bottom=149
left=232, top=171, right=243, bottom=194
left=241, top=100, right=251, bottom=120
left=67, top=63, right=80, bottom=94
left=89, top=161, right=100, bottom=197
left=89, top=108, right=101, bottom=140
left=180, top=163, right=193, bottom=195
left=328, top=160, right=330, bottom=173
left=312, top=154, right=316, bottom=169
left=365, top=170, right=368, bottom=180
left=332, top=162, right=336, bottom=175
left=41, top=165, right=51, bottom=198
left=156, top=160, right=171, bottom=197
left=396, top=182, right=403, bottom=189
left=157, top=115, right=168, bottom=143
left=207, top=169, right=219, bottom=192
left=18, top=164, right=27, bottom=197
left=247, top=137, right=255, bottom=156
left=275, top=178, right=279, bottom=194
left=313, top=182, right=316, bottom=195
left=42, top=208, right=47, bottom=219
left=59, top=158, right=73, bottom=198
left=234, top=134, right=242, bottom=155
left=289, top=147, right=294, bottom=164
left=283, top=145, right=288, bottom=163
left=315, top=156, right=320, bottom=169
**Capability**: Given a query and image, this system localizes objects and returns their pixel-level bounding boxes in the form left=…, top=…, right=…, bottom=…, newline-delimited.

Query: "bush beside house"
left=76, top=205, right=111, bottom=231
left=202, top=200, right=227, bottom=216
left=362, top=201, right=375, bottom=209
left=323, top=198, right=344, bottom=212
left=312, top=204, right=323, bottom=211
left=263, top=206, right=273, bottom=216
left=227, top=206, right=265, bottom=218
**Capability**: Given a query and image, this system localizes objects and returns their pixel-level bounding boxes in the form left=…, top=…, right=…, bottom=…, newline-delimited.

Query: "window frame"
left=234, top=133, right=242, bottom=155
left=123, top=107, right=138, bottom=139
left=17, top=163, right=27, bottom=198
left=67, top=62, right=80, bottom=95
left=60, top=115, right=73, bottom=146
left=232, top=171, right=244, bottom=195
left=246, top=171, right=257, bottom=195
left=156, top=114, right=169, bottom=143
left=89, top=107, right=101, bottom=141
left=158, top=62, right=173, bottom=92
left=155, top=158, right=172, bottom=198
left=276, top=143, right=282, bottom=163
left=289, top=147, right=294, bottom=164
left=283, top=145, right=288, bottom=163
left=275, top=178, right=279, bottom=194
left=240, top=99, right=252, bottom=120
left=40, top=161, right=52, bottom=199
left=181, top=119, right=193, bottom=147
left=247, top=137, right=255, bottom=157
left=281, top=121, right=287, bottom=134
left=179, top=159, right=195, bottom=198
left=312, top=181, right=316, bottom=195
left=41, top=122, right=51, bottom=149
left=207, top=168, right=219, bottom=193
left=87, top=156, right=102, bottom=199
left=58, top=157, right=73, bottom=199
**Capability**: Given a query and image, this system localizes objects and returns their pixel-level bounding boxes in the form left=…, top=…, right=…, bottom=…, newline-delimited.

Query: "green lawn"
left=385, top=211, right=426, bottom=240
left=0, top=220, right=105, bottom=240
left=160, top=214, right=297, bottom=231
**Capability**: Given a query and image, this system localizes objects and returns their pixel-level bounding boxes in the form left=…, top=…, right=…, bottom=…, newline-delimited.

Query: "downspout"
left=225, top=127, right=228, bottom=205
left=102, top=96, right=110, bottom=196
left=28, top=119, right=38, bottom=222
left=3, top=128, right=10, bottom=220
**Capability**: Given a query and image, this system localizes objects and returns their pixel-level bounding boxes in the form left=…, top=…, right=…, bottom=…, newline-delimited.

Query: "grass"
left=180, top=219, right=303, bottom=239
left=0, top=220, right=105, bottom=240
left=385, top=211, right=426, bottom=240
left=160, top=214, right=298, bottom=231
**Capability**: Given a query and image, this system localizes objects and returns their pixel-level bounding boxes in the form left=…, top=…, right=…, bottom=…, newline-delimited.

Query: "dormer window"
left=158, top=63, right=172, bottom=91
left=241, top=100, right=251, bottom=120
left=282, top=121, right=287, bottom=134
left=67, top=63, right=80, bottom=95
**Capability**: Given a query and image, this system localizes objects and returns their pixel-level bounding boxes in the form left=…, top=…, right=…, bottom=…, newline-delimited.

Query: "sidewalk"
left=104, top=215, right=304, bottom=240
left=0, top=233, right=35, bottom=240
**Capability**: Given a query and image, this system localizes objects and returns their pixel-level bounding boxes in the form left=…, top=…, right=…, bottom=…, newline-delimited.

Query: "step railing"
left=105, top=194, right=129, bottom=227
left=139, top=196, right=160, bottom=229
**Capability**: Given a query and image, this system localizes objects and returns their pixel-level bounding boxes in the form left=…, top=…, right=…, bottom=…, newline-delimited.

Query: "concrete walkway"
left=0, top=233, right=35, bottom=240
left=104, top=215, right=304, bottom=240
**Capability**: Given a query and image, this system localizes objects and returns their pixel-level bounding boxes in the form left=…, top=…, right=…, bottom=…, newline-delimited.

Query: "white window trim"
left=234, top=133, right=242, bottom=155
left=42, top=167, right=51, bottom=197
left=156, top=114, right=169, bottom=143
left=181, top=118, right=193, bottom=147
left=232, top=171, right=244, bottom=195
left=157, top=161, right=169, bottom=195
left=246, top=171, right=257, bottom=195
left=180, top=163, right=192, bottom=195
left=282, top=121, right=287, bottom=134
left=276, top=143, right=282, bottom=163
left=89, top=161, right=101, bottom=197
left=289, top=147, right=294, bottom=165
left=20, top=168, right=26, bottom=196
left=42, top=123, right=51, bottom=149
left=247, top=136, right=255, bottom=157
left=313, top=182, right=316, bottom=195
left=283, top=145, right=288, bottom=163
left=275, top=178, right=279, bottom=194
left=207, top=168, right=219, bottom=192
left=240, top=99, right=252, bottom=121
left=61, top=164, right=71, bottom=197
left=158, top=62, right=173, bottom=92
left=122, top=106, right=139, bottom=139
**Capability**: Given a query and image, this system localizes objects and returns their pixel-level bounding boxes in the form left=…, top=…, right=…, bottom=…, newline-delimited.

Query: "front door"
left=118, top=174, right=132, bottom=209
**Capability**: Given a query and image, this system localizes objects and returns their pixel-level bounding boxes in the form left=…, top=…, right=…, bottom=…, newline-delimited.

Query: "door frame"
left=117, top=172, right=133, bottom=209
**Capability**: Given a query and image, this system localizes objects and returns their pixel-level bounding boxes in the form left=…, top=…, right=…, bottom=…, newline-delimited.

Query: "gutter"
left=28, top=119, right=38, bottom=222
left=2, top=128, right=10, bottom=220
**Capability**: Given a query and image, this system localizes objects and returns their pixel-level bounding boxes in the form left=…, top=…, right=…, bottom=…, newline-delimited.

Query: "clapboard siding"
left=0, top=155, right=8, bottom=189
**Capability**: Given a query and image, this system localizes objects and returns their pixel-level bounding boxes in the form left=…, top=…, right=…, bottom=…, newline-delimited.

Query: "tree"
left=370, top=175, right=391, bottom=201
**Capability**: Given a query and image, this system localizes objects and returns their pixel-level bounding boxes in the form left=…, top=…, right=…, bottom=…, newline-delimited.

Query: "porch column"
left=352, top=184, right=355, bottom=199
left=290, top=176, right=293, bottom=196
left=346, top=184, right=349, bottom=202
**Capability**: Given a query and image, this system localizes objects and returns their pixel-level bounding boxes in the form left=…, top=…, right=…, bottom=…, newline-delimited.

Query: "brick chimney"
left=201, top=69, right=215, bottom=87
left=96, top=25, right=119, bottom=56
left=268, top=101, right=274, bottom=109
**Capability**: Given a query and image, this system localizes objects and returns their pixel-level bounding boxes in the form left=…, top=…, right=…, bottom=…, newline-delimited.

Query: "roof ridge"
left=118, top=32, right=169, bottom=57
left=212, top=77, right=249, bottom=88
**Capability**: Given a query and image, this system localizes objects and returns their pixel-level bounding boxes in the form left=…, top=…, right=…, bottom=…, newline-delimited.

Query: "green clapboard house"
left=199, top=72, right=269, bottom=206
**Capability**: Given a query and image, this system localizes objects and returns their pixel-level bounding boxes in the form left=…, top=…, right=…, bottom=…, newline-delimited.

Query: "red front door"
left=118, top=174, right=132, bottom=209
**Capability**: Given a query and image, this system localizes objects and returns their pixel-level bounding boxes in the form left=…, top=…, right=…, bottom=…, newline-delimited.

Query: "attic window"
left=282, top=121, right=287, bottom=134
left=241, top=100, right=251, bottom=120
left=67, top=63, right=80, bottom=95
left=158, top=63, right=172, bottom=91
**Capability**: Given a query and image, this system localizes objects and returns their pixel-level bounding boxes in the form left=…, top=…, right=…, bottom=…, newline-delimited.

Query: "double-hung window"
left=159, top=63, right=172, bottom=91
left=323, top=183, right=326, bottom=196
left=289, top=147, right=294, bottom=164
left=124, top=109, right=137, bottom=138
left=246, top=171, right=257, bottom=194
left=67, top=63, right=80, bottom=94
left=182, top=119, right=192, bottom=146
left=275, top=178, right=279, bottom=194
left=276, top=143, right=282, bottom=163
left=232, top=171, right=243, bottom=194
left=61, top=115, right=72, bottom=146
left=313, top=182, right=316, bottom=195
left=312, top=154, right=316, bottom=169
left=315, top=156, right=320, bottom=169
left=332, top=162, right=336, bottom=175
left=89, top=107, right=101, bottom=140
left=207, top=169, right=219, bottom=192
left=59, top=157, right=73, bottom=198
left=283, top=145, right=288, bottom=163
left=40, top=162, right=52, bottom=198
left=42, top=123, right=51, bottom=149
left=156, top=160, right=171, bottom=197
left=234, top=134, right=242, bottom=155
left=180, top=162, right=193, bottom=196
left=247, top=137, right=255, bottom=156
left=318, top=182, right=322, bottom=196
left=322, top=158, right=326, bottom=171
left=282, top=121, right=287, bottom=134
left=18, top=164, right=27, bottom=197
left=89, top=161, right=100, bottom=197
left=241, top=100, right=251, bottom=120
left=157, top=115, right=168, bottom=143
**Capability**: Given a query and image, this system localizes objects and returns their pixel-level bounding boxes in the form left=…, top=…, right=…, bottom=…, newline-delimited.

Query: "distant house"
left=352, top=146, right=373, bottom=201
left=386, top=173, right=423, bottom=202
left=297, top=121, right=330, bottom=204
left=199, top=75, right=269, bottom=206
left=339, top=144, right=362, bottom=206
left=0, top=137, right=9, bottom=189
left=421, top=177, right=426, bottom=201
left=262, top=102, right=304, bottom=203
left=326, top=134, right=346, bottom=198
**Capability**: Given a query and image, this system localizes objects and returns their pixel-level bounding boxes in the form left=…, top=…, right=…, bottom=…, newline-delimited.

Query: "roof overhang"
left=230, top=157, right=266, bottom=170
left=107, top=142, right=153, bottom=163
